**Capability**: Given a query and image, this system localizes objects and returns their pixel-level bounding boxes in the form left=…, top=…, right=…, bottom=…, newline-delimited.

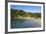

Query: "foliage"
left=11, top=9, right=41, bottom=19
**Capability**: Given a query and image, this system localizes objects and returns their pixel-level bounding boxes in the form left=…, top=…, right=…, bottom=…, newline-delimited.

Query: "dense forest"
left=11, top=9, right=41, bottom=19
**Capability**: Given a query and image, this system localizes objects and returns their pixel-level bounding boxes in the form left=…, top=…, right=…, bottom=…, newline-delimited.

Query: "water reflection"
left=11, top=19, right=41, bottom=28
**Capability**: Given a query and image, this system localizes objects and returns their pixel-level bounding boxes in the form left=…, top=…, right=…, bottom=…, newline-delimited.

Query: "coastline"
left=13, top=16, right=41, bottom=24
left=13, top=16, right=41, bottom=19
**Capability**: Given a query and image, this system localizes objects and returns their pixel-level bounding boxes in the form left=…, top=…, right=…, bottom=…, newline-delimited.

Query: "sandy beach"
left=14, top=16, right=41, bottom=19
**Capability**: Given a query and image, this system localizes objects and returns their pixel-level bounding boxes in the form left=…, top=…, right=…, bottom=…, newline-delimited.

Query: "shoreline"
left=12, top=16, right=41, bottom=24
left=13, top=17, right=41, bottom=19
left=12, top=17, right=41, bottom=25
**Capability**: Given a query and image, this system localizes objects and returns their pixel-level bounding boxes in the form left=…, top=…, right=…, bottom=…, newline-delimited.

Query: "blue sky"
left=11, top=5, right=41, bottom=13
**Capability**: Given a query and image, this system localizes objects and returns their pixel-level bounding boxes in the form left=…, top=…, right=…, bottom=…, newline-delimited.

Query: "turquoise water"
left=11, top=19, right=41, bottom=28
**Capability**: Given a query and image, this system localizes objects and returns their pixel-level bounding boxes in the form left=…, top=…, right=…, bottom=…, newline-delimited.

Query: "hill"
left=11, top=9, right=41, bottom=19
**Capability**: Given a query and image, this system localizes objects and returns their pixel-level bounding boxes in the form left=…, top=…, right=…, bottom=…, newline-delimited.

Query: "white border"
left=8, top=2, right=43, bottom=32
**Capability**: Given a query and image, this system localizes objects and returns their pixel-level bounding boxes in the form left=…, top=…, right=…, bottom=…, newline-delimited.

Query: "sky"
left=11, top=5, right=41, bottom=13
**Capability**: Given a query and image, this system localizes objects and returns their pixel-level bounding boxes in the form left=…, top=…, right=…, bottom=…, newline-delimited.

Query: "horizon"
left=11, top=5, right=41, bottom=13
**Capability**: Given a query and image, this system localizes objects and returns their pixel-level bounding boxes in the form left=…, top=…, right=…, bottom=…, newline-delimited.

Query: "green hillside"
left=11, top=9, right=41, bottom=19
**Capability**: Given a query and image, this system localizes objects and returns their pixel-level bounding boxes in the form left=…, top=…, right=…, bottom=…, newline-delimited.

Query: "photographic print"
left=8, top=2, right=44, bottom=32
left=11, top=4, right=41, bottom=28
